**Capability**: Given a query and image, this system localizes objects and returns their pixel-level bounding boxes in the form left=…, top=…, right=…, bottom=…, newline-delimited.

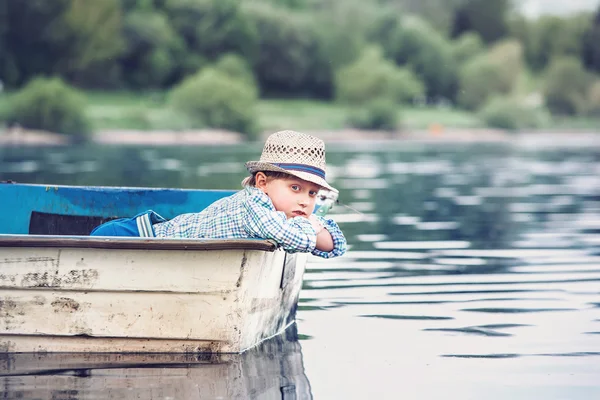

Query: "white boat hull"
left=0, top=236, right=308, bottom=353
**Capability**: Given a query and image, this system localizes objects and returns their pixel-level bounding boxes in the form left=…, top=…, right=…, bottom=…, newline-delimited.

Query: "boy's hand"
left=308, top=214, right=325, bottom=234
left=309, top=214, right=334, bottom=251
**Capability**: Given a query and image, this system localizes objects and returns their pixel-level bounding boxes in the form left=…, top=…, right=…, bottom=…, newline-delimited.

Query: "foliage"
left=6, top=77, right=91, bottom=140
left=1, top=0, right=71, bottom=87
left=346, top=97, right=399, bottom=131
left=543, top=57, right=593, bottom=115
left=1, top=0, right=123, bottom=88
left=311, top=0, right=379, bottom=71
left=383, top=17, right=458, bottom=100
left=521, top=14, right=592, bottom=71
left=164, top=0, right=258, bottom=65
left=119, top=9, right=185, bottom=88
left=457, top=39, right=523, bottom=110
left=586, top=80, right=600, bottom=116
left=451, top=33, right=485, bottom=65
left=56, top=0, right=124, bottom=86
left=335, top=46, right=424, bottom=105
left=451, top=0, right=510, bottom=43
left=479, top=96, right=546, bottom=131
left=214, top=53, right=258, bottom=95
left=244, top=3, right=333, bottom=98
left=582, top=7, right=600, bottom=73
left=169, top=68, right=259, bottom=137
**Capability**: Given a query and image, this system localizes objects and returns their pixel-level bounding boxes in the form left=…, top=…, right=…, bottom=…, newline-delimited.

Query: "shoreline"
left=1, top=127, right=599, bottom=147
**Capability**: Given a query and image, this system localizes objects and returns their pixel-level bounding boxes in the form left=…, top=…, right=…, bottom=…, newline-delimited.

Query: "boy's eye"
left=291, top=185, right=300, bottom=191
left=309, top=190, right=318, bottom=197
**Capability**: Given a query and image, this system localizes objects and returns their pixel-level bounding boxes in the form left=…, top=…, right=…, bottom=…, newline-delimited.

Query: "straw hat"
left=245, top=130, right=337, bottom=192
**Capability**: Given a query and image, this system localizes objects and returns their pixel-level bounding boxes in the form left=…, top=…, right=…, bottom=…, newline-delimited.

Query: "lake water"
left=1, top=138, right=599, bottom=399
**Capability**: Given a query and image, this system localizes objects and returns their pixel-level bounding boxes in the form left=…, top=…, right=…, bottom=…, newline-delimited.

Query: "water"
left=1, top=139, right=599, bottom=399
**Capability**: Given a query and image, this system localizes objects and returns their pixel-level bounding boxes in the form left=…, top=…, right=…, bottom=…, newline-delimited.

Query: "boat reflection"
left=0, top=327, right=312, bottom=399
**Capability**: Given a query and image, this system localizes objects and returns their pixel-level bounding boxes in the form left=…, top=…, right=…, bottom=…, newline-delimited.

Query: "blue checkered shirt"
left=153, top=186, right=346, bottom=259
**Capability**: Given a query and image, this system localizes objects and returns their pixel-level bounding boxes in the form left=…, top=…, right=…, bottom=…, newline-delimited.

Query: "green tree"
left=165, top=0, right=258, bottom=67
left=526, top=14, right=591, bottom=71
left=119, top=9, right=184, bottom=88
left=1, top=0, right=123, bottom=88
left=583, top=7, right=600, bottom=73
left=451, top=32, right=484, bottom=65
left=385, top=17, right=458, bottom=100
left=458, top=40, right=523, bottom=110
left=1, top=0, right=71, bottom=87
left=543, top=57, right=593, bottom=115
left=451, top=0, right=510, bottom=43
left=53, top=0, right=124, bottom=87
left=245, top=3, right=333, bottom=98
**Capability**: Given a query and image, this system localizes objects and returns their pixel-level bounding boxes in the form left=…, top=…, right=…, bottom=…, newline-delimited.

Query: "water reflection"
left=0, top=328, right=311, bottom=400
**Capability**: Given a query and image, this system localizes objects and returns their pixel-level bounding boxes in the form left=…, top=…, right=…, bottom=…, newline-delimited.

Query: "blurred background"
left=2, top=0, right=600, bottom=142
left=1, top=1, right=600, bottom=399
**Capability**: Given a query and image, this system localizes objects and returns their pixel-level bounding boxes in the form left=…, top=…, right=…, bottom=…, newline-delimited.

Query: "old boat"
left=0, top=182, right=308, bottom=353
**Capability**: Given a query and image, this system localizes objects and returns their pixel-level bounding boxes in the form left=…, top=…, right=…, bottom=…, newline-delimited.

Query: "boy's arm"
left=242, top=195, right=317, bottom=253
left=310, top=215, right=347, bottom=259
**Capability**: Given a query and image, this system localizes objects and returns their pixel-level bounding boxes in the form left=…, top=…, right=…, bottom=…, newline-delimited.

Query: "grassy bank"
left=2, top=91, right=600, bottom=134
left=83, top=91, right=483, bottom=132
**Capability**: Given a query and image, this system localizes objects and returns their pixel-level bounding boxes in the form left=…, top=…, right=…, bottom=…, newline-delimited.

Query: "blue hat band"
left=271, top=163, right=326, bottom=180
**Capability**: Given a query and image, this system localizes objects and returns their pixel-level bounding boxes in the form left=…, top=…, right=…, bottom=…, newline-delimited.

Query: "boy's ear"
left=255, top=172, right=268, bottom=193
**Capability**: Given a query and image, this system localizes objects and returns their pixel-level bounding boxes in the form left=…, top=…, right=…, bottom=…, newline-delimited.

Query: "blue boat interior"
left=0, top=182, right=235, bottom=235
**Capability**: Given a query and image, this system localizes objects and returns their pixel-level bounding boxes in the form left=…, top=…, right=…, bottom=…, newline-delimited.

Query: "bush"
left=543, top=57, right=593, bottom=115
left=385, top=17, right=459, bottom=100
left=244, top=3, right=333, bottom=98
left=7, top=77, right=91, bottom=140
left=480, top=96, right=546, bottom=131
left=120, top=9, right=185, bottom=88
left=214, top=54, right=258, bottom=95
left=336, top=46, right=424, bottom=105
left=347, top=97, right=399, bottom=131
left=458, top=39, right=524, bottom=110
left=169, top=68, right=259, bottom=137
left=526, top=14, right=592, bottom=71
left=585, top=80, right=600, bottom=116
left=451, top=33, right=485, bottom=65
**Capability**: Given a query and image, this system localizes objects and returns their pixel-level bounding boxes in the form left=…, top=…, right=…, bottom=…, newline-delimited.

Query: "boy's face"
left=255, top=173, right=321, bottom=219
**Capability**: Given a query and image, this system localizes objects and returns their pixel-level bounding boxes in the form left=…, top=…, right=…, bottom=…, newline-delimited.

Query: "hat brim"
left=246, top=161, right=337, bottom=193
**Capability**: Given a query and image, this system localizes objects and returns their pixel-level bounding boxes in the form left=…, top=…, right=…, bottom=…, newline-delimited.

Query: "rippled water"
left=1, top=139, right=599, bottom=399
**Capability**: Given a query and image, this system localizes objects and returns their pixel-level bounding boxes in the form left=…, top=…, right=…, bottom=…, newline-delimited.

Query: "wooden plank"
left=0, top=289, right=240, bottom=342
left=0, top=235, right=277, bottom=252
left=0, top=334, right=234, bottom=353
left=0, top=247, right=257, bottom=293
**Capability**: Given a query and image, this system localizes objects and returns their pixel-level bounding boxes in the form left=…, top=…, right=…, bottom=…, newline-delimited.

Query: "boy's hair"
left=242, top=171, right=293, bottom=187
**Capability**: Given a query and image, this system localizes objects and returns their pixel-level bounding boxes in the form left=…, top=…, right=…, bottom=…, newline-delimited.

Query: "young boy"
left=91, top=130, right=346, bottom=259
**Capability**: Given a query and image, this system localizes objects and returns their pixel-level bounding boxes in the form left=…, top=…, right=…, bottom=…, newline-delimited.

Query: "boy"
left=91, top=130, right=346, bottom=259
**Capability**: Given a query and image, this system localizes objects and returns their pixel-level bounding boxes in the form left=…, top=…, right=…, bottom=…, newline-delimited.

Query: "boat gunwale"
left=0, top=235, right=277, bottom=252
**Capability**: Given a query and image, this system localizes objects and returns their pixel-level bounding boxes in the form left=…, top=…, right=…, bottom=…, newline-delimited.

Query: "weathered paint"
left=0, top=244, right=307, bottom=353
left=0, top=182, right=235, bottom=234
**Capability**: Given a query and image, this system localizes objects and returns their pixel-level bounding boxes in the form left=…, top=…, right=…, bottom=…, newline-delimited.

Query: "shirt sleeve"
left=311, top=215, right=347, bottom=259
left=242, top=193, right=317, bottom=253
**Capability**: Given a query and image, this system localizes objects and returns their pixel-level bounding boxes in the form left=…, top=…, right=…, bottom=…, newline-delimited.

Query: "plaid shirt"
left=153, top=186, right=346, bottom=259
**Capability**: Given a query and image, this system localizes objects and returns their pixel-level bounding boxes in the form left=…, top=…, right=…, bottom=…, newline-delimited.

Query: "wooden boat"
left=0, top=182, right=308, bottom=353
